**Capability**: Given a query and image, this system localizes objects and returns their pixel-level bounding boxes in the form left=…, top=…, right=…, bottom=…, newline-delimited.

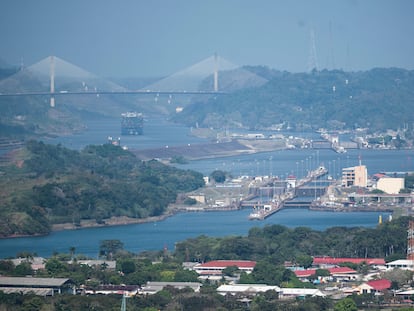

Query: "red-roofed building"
left=194, top=260, right=256, bottom=277
left=328, top=267, right=359, bottom=281
left=294, top=267, right=358, bottom=282
left=294, top=269, right=316, bottom=278
left=328, top=267, right=357, bottom=274
left=357, top=279, right=391, bottom=295
left=313, top=257, right=385, bottom=267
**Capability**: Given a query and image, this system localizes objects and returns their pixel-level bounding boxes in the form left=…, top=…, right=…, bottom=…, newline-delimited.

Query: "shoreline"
left=0, top=212, right=176, bottom=240
left=0, top=204, right=397, bottom=240
left=1, top=204, right=241, bottom=239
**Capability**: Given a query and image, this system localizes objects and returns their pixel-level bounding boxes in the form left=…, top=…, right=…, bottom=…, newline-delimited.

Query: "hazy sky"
left=1, top=0, right=413, bottom=78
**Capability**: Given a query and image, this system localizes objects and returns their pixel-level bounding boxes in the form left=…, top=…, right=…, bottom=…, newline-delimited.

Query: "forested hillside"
left=174, top=67, right=414, bottom=132
left=2, top=66, right=414, bottom=140
left=175, top=216, right=409, bottom=265
left=0, top=141, right=204, bottom=237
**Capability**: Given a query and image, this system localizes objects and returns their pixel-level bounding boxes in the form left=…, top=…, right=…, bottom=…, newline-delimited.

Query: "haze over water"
left=0, top=118, right=409, bottom=258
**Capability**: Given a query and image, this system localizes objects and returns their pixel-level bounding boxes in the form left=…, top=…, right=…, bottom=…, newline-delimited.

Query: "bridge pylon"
left=49, top=56, right=55, bottom=107
left=214, top=53, right=218, bottom=92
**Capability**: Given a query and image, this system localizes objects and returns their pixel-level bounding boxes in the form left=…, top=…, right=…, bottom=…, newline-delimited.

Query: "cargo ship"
left=121, top=112, right=143, bottom=135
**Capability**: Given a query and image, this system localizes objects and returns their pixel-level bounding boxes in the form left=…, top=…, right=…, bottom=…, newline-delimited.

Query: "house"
left=313, top=257, right=385, bottom=268
left=395, top=289, right=414, bottom=302
left=217, top=284, right=280, bottom=296
left=139, top=281, right=202, bottom=295
left=10, top=257, right=46, bottom=271
left=216, top=284, right=325, bottom=300
left=193, top=260, right=256, bottom=279
left=329, top=267, right=359, bottom=282
left=294, top=267, right=358, bottom=283
left=83, top=284, right=139, bottom=296
left=356, top=279, right=391, bottom=295
left=294, top=269, right=317, bottom=280
left=386, top=259, right=414, bottom=270
left=279, top=288, right=325, bottom=299
left=75, top=259, right=116, bottom=270
left=0, top=276, right=74, bottom=296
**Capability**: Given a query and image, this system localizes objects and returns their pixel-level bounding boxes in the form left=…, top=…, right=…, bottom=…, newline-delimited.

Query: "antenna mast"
left=328, top=21, right=335, bottom=69
left=308, top=26, right=319, bottom=72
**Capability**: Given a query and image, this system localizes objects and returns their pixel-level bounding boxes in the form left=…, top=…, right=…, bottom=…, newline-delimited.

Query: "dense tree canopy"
left=0, top=141, right=205, bottom=237
left=174, top=67, right=414, bottom=132
left=174, top=217, right=410, bottom=264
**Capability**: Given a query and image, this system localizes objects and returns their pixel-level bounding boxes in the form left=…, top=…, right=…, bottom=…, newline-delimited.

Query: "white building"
left=140, top=282, right=202, bottom=295
left=279, top=288, right=325, bottom=299
left=386, top=259, right=414, bottom=270
left=217, top=284, right=280, bottom=296
left=193, top=260, right=256, bottom=276
left=376, top=177, right=405, bottom=194
left=216, top=284, right=325, bottom=299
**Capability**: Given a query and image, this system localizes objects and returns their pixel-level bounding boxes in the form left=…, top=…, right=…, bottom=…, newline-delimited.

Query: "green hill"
left=2, top=66, right=414, bottom=141
left=0, top=141, right=204, bottom=237
left=173, top=67, right=414, bottom=132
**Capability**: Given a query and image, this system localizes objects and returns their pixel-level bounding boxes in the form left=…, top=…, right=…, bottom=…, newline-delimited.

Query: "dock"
left=247, top=166, right=328, bottom=220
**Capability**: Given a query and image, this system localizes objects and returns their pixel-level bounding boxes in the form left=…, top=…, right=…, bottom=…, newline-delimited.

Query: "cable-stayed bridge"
left=0, top=55, right=267, bottom=107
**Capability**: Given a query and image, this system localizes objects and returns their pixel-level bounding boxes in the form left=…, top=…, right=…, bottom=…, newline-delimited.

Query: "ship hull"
left=121, top=112, right=143, bottom=135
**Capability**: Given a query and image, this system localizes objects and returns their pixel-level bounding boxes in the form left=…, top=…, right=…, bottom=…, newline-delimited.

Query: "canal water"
left=0, top=117, right=411, bottom=258
left=0, top=208, right=389, bottom=259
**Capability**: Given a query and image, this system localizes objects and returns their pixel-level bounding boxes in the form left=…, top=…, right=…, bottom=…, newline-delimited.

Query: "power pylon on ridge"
left=308, top=27, right=319, bottom=72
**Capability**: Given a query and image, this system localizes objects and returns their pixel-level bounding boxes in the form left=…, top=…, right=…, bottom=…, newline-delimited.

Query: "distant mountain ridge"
left=173, top=67, right=414, bottom=132
left=0, top=55, right=272, bottom=140
left=1, top=55, right=413, bottom=139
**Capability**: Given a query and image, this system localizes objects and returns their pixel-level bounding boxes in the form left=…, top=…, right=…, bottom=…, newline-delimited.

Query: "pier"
left=246, top=166, right=328, bottom=220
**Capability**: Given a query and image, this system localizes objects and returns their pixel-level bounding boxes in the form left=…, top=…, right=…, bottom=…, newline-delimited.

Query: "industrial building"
left=376, top=176, right=405, bottom=194
left=0, top=277, right=74, bottom=296
left=341, top=165, right=368, bottom=187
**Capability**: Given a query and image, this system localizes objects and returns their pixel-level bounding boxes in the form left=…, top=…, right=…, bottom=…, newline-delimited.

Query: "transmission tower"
left=120, top=293, right=127, bottom=311
left=308, top=27, right=319, bottom=72
left=328, top=21, right=336, bottom=69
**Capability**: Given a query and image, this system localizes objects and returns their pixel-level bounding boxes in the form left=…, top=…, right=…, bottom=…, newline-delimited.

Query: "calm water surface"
left=0, top=117, right=411, bottom=258
left=0, top=208, right=389, bottom=258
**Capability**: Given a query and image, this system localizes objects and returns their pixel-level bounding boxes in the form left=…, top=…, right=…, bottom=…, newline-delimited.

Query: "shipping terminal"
left=121, top=112, right=143, bottom=135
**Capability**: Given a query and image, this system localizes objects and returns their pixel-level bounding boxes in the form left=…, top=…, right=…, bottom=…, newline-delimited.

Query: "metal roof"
left=0, top=277, right=70, bottom=287
left=141, top=282, right=202, bottom=294
left=196, top=260, right=256, bottom=269
left=0, top=287, right=54, bottom=296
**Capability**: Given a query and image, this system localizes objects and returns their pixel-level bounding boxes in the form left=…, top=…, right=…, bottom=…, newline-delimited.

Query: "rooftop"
left=0, top=276, right=71, bottom=287
left=196, top=260, right=256, bottom=269
left=313, top=257, right=385, bottom=266
left=366, top=279, right=391, bottom=291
